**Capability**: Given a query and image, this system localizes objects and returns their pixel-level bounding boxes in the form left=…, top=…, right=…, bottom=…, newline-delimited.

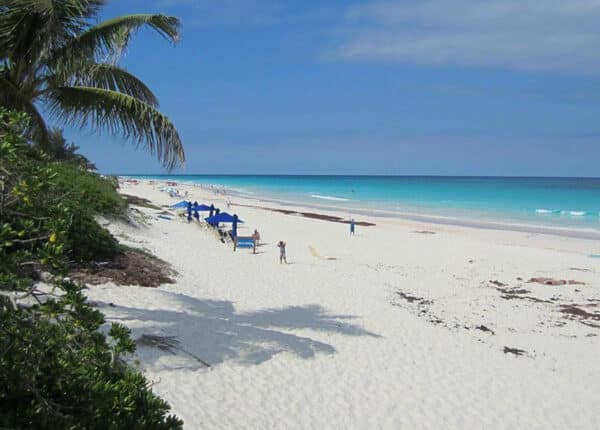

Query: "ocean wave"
left=561, top=210, right=587, bottom=216
left=310, top=194, right=350, bottom=202
left=536, top=209, right=596, bottom=217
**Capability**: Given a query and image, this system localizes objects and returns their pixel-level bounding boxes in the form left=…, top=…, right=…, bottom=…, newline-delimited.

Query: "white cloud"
left=336, top=0, right=600, bottom=72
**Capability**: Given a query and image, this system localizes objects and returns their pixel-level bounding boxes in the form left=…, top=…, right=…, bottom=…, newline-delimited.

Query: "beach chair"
left=234, top=236, right=256, bottom=254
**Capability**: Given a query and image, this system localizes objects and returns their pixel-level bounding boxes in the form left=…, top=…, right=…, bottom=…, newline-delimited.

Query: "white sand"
left=86, top=179, right=600, bottom=429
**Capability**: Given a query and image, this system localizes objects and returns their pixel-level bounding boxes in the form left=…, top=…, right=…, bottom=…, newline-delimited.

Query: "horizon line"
left=112, top=173, right=600, bottom=180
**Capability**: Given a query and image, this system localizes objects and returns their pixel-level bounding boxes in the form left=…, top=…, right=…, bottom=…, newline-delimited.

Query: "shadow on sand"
left=100, top=290, right=379, bottom=370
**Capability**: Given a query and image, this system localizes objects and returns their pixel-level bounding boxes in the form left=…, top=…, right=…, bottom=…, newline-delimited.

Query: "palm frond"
left=1, top=1, right=50, bottom=78
left=47, top=86, right=184, bottom=170
left=56, top=14, right=181, bottom=64
left=0, top=76, right=49, bottom=145
left=51, top=62, right=159, bottom=107
left=1, top=0, right=105, bottom=57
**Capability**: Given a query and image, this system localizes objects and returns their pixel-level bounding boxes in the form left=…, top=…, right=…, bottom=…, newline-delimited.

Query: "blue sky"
left=68, top=0, right=600, bottom=176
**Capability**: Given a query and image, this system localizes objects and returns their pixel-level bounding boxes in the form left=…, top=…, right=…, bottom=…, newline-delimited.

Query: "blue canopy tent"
left=204, top=212, right=242, bottom=224
left=192, top=203, right=211, bottom=221
left=194, top=204, right=212, bottom=211
left=205, top=213, right=242, bottom=239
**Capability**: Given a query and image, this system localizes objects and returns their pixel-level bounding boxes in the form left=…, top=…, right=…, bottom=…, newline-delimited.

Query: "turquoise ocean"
left=127, top=175, right=600, bottom=236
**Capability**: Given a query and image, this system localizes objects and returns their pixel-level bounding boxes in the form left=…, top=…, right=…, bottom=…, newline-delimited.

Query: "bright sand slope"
left=86, top=180, right=600, bottom=429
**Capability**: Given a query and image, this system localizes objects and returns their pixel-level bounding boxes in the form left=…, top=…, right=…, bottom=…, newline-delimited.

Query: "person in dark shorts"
left=277, top=241, right=287, bottom=264
left=350, top=218, right=355, bottom=235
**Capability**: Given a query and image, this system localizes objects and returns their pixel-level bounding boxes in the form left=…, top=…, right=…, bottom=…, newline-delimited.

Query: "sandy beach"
left=86, top=179, right=600, bottom=429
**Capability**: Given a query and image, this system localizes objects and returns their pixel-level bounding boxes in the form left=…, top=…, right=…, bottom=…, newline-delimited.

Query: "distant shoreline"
left=121, top=176, right=600, bottom=240
left=116, top=173, right=600, bottom=179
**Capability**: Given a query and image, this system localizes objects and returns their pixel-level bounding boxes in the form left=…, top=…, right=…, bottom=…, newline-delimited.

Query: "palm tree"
left=43, top=127, right=97, bottom=170
left=0, top=0, right=185, bottom=170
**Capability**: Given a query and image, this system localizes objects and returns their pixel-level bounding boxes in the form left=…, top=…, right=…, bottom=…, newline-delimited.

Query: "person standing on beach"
left=187, top=201, right=194, bottom=223
left=253, top=229, right=261, bottom=245
left=192, top=201, right=199, bottom=222
left=350, top=219, right=355, bottom=235
left=277, top=241, right=287, bottom=264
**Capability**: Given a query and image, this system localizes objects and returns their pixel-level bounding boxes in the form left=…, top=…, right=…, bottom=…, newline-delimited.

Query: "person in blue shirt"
left=186, top=201, right=192, bottom=218
left=192, top=201, right=200, bottom=222
left=350, top=219, right=355, bottom=235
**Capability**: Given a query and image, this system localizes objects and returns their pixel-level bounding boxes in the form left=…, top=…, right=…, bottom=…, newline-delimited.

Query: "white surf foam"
left=561, top=210, right=587, bottom=217
left=310, top=194, right=350, bottom=202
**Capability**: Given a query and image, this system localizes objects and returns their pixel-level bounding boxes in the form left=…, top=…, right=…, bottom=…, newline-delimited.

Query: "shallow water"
left=126, top=175, right=600, bottom=234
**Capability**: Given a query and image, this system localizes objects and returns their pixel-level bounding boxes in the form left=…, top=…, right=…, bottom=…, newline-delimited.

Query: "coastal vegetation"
left=0, top=109, right=183, bottom=429
left=1, top=0, right=186, bottom=427
left=37, top=127, right=97, bottom=170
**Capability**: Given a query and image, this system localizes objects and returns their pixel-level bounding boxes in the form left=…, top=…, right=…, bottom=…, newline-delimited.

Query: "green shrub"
left=0, top=281, right=183, bottom=430
left=0, top=109, right=183, bottom=428
left=67, top=214, right=120, bottom=262
left=51, top=162, right=127, bottom=217
left=0, top=110, right=68, bottom=290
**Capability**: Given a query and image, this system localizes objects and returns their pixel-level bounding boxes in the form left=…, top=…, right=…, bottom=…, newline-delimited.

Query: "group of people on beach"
left=179, top=188, right=356, bottom=265
left=186, top=201, right=202, bottom=223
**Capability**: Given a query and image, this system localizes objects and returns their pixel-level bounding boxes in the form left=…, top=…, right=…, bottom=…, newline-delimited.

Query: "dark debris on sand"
left=70, top=249, right=176, bottom=287
left=392, top=289, right=445, bottom=326
left=136, top=334, right=180, bottom=353
left=503, top=346, right=526, bottom=356
left=560, top=305, right=600, bottom=328
left=500, top=294, right=552, bottom=304
left=489, top=280, right=507, bottom=287
left=496, top=287, right=530, bottom=295
left=235, top=203, right=376, bottom=226
left=476, top=325, right=495, bottom=335
left=395, top=290, right=433, bottom=306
